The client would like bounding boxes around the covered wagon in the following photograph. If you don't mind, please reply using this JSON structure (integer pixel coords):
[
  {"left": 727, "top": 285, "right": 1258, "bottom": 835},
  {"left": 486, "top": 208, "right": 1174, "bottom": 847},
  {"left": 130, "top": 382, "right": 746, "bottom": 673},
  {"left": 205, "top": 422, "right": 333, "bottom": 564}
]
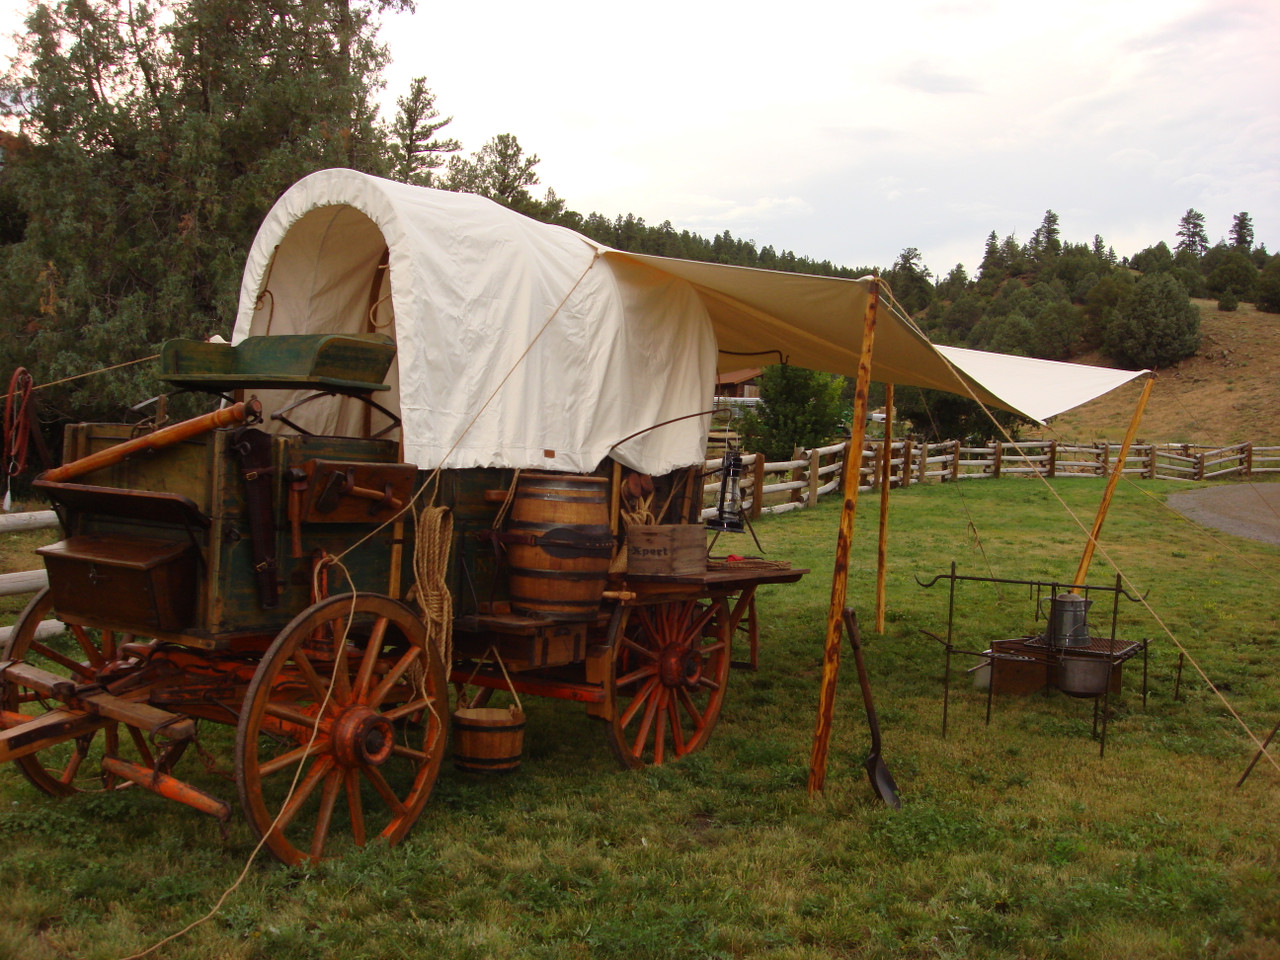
[{"left": 0, "top": 169, "right": 1142, "bottom": 863}]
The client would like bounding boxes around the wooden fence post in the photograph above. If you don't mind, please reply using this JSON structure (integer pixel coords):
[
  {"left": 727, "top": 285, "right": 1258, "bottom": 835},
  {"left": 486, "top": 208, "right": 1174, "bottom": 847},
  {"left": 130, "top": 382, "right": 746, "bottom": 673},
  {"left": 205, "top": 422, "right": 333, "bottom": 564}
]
[
  {"left": 951, "top": 440, "right": 961, "bottom": 482},
  {"left": 751, "top": 451, "right": 765, "bottom": 519},
  {"left": 992, "top": 440, "right": 1002, "bottom": 479},
  {"left": 789, "top": 446, "right": 805, "bottom": 503},
  {"left": 901, "top": 437, "right": 913, "bottom": 487},
  {"left": 1243, "top": 442, "right": 1253, "bottom": 478},
  {"left": 808, "top": 446, "right": 822, "bottom": 507},
  {"left": 1147, "top": 444, "right": 1158, "bottom": 480},
  {"left": 1194, "top": 452, "right": 1205, "bottom": 481},
  {"left": 1048, "top": 439, "right": 1057, "bottom": 479}
]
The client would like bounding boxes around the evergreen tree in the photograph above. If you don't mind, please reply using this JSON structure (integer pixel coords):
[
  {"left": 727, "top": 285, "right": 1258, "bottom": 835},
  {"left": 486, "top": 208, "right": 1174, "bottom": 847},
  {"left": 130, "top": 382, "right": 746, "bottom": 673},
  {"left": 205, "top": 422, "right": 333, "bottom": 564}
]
[
  {"left": 0, "top": 0, "right": 407, "bottom": 419},
  {"left": 1029, "top": 209, "right": 1062, "bottom": 261},
  {"left": 442, "top": 133, "right": 541, "bottom": 210},
  {"left": 1103, "top": 273, "right": 1200, "bottom": 368},
  {"left": 1175, "top": 208, "right": 1209, "bottom": 257},
  {"left": 390, "top": 76, "right": 459, "bottom": 185},
  {"left": 1230, "top": 212, "right": 1254, "bottom": 250},
  {"left": 737, "top": 364, "right": 845, "bottom": 461}
]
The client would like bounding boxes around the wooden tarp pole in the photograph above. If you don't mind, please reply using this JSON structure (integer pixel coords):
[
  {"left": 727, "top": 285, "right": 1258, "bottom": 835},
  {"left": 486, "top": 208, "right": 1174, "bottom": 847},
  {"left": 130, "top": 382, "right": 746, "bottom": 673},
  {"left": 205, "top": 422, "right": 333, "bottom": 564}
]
[
  {"left": 808, "top": 278, "right": 879, "bottom": 794},
  {"left": 1071, "top": 374, "right": 1155, "bottom": 591},
  {"left": 874, "top": 383, "right": 894, "bottom": 632}
]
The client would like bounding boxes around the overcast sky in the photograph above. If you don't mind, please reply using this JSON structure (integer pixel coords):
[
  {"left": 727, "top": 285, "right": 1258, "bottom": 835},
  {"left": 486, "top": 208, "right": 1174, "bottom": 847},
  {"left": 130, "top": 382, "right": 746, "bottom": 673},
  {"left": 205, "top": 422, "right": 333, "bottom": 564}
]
[
  {"left": 380, "top": 0, "right": 1278, "bottom": 276},
  {"left": 2, "top": 1, "right": 1274, "bottom": 277}
]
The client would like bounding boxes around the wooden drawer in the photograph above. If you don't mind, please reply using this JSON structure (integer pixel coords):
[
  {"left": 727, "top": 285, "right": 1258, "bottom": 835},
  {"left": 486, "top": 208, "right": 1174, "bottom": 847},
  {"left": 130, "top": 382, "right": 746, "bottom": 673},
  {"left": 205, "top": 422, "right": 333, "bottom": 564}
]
[{"left": 38, "top": 535, "right": 198, "bottom": 633}]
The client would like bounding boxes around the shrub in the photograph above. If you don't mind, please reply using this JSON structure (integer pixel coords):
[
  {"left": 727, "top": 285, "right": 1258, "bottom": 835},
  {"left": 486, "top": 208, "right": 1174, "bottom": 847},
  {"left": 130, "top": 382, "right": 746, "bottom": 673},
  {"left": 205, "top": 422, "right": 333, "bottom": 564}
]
[
  {"left": 1103, "top": 273, "right": 1201, "bottom": 369},
  {"left": 736, "top": 364, "right": 846, "bottom": 460},
  {"left": 1217, "top": 291, "right": 1239, "bottom": 312}
]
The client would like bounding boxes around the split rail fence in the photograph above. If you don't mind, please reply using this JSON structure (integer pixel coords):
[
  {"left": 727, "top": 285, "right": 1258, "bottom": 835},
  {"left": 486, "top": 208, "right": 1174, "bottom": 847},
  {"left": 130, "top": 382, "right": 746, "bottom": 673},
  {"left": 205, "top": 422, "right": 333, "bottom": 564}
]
[
  {"left": 3, "top": 441, "right": 1278, "bottom": 640},
  {"left": 700, "top": 438, "right": 1280, "bottom": 522}
]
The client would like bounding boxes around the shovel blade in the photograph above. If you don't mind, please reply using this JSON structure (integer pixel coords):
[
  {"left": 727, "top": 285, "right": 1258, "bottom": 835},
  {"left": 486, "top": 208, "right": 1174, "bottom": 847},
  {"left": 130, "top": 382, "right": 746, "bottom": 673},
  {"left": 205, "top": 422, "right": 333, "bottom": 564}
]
[{"left": 865, "top": 755, "right": 902, "bottom": 809}]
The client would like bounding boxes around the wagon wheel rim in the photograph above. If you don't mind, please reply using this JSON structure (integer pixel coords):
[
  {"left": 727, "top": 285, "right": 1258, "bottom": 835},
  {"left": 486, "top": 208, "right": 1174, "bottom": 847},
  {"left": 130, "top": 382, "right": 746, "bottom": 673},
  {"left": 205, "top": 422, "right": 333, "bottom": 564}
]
[
  {"left": 604, "top": 598, "right": 731, "bottom": 769},
  {"left": 0, "top": 587, "right": 160, "bottom": 796},
  {"left": 235, "top": 593, "right": 448, "bottom": 865}
]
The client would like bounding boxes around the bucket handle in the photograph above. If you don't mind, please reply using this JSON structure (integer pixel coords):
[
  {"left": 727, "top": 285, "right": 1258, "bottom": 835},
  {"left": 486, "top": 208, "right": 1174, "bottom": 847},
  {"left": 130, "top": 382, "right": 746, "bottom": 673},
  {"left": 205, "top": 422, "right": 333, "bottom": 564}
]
[{"left": 459, "top": 644, "right": 524, "bottom": 716}]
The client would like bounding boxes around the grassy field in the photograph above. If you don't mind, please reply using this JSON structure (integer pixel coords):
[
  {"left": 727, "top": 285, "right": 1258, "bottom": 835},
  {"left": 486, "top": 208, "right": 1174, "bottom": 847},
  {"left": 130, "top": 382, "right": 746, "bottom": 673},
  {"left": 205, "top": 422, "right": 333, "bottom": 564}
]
[{"left": 2, "top": 477, "right": 1278, "bottom": 959}]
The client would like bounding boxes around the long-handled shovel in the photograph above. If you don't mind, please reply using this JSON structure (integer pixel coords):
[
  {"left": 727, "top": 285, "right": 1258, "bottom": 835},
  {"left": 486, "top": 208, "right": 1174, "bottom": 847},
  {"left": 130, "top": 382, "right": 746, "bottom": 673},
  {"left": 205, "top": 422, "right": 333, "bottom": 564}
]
[{"left": 843, "top": 607, "right": 902, "bottom": 809}]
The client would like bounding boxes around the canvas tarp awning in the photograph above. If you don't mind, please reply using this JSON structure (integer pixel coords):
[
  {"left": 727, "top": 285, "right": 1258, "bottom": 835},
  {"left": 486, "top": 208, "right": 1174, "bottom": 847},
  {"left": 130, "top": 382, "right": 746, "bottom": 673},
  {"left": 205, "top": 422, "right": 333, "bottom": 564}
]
[{"left": 232, "top": 169, "right": 1144, "bottom": 474}]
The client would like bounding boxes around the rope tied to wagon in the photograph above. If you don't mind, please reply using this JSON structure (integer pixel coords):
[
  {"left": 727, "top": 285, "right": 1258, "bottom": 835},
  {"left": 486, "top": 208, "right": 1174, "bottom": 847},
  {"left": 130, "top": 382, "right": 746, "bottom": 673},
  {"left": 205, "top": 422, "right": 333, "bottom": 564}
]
[{"left": 412, "top": 498, "right": 454, "bottom": 681}]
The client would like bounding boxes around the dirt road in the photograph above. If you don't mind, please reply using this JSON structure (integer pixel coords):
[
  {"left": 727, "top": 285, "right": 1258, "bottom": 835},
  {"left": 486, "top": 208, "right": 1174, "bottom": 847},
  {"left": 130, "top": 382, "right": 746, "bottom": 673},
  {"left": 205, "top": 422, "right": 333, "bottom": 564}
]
[{"left": 1166, "top": 482, "right": 1280, "bottom": 546}]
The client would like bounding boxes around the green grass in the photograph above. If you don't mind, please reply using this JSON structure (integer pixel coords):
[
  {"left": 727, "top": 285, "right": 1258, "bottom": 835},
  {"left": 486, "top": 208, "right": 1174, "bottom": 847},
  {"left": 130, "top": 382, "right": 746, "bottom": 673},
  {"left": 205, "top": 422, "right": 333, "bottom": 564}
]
[{"left": 3, "top": 478, "right": 1279, "bottom": 959}]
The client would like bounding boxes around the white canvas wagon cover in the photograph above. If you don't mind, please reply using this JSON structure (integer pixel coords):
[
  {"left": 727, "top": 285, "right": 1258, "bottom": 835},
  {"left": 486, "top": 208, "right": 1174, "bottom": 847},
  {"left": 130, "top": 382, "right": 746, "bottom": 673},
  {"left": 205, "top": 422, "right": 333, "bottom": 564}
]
[{"left": 232, "top": 169, "right": 1143, "bottom": 474}]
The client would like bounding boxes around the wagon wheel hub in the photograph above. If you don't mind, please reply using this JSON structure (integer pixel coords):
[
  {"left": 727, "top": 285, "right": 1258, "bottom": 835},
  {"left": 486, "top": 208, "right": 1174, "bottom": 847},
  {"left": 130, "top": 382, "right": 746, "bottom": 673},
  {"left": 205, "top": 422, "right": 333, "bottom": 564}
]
[
  {"left": 332, "top": 706, "right": 395, "bottom": 767},
  {"left": 658, "top": 644, "right": 703, "bottom": 689}
]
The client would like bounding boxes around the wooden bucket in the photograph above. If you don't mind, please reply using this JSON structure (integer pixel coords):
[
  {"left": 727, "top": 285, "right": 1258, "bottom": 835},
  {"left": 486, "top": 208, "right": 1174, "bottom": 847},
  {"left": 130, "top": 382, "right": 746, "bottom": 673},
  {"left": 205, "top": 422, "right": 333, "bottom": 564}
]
[
  {"left": 452, "top": 706, "right": 526, "bottom": 773},
  {"left": 507, "top": 472, "right": 612, "bottom": 620}
]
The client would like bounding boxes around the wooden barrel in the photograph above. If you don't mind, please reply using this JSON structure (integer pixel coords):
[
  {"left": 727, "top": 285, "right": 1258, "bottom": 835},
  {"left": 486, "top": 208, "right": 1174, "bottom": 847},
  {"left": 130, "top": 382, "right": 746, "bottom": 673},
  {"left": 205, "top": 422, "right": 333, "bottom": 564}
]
[
  {"left": 453, "top": 707, "right": 526, "bottom": 773},
  {"left": 507, "top": 472, "right": 612, "bottom": 620}
]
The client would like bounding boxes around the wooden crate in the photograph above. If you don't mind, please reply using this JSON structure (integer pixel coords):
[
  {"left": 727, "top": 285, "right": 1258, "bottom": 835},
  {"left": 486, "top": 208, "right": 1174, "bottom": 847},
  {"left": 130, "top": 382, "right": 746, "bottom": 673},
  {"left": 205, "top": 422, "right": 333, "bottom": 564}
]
[{"left": 626, "top": 524, "right": 707, "bottom": 576}]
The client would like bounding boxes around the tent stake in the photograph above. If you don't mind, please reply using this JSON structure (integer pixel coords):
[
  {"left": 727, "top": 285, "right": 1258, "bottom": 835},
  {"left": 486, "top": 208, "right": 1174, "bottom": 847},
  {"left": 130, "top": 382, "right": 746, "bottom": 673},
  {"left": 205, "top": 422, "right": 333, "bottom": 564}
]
[
  {"left": 1071, "top": 374, "right": 1154, "bottom": 591},
  {"left": 875, "top": 383, "right": 894, "bottom": 633},
  {"left": 808, "top": 278, "right": 879, "bottom": 794}
]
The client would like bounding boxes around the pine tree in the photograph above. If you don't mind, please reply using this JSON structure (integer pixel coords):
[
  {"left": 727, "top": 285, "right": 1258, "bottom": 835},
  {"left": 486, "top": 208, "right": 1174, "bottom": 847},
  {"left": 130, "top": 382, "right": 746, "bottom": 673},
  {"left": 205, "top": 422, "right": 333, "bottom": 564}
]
[
  {"left": 0, "top": 0, "right": 405, "bottom": 419},
  {"left": 1175, "top": 209, "right": 1209, "bottom": 257},
  {"left": 390, "top": 76, "right": 460, "bottom": 185},
  {"left": 1230, "top": 212, "right": 1254, "bottom": 250}
]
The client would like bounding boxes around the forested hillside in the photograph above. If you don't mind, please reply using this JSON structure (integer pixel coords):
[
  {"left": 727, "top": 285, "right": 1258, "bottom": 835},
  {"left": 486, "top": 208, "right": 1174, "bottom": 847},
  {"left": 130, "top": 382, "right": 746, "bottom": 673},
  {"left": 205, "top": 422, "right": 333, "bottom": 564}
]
[{"left": 1, "top": 0, "right": 1275, "bottom": 431}]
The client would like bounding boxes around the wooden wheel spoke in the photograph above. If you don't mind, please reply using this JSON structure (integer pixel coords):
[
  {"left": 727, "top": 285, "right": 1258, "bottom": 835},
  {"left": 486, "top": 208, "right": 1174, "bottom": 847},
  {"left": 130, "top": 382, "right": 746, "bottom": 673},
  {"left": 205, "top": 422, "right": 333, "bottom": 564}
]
[
  {"left": 368, "top": 645, "right": 422, "bottom": 709},
  {"left": 383, "top": 696, "right": 433, "bottom": 722},
  {"left": 362, "top": 765, "right": 408, "bottom": 819},
  {"left": 353, "top": 617, "right": 390, "bottom": 702},
  {"left": 621, "top": 636, "right": 658, "bottom": 660},
  {"left": 272, "top": 756, "right": 333, "bottom": 833},
  {"left": 290, "top": 649, "right": 333, "bottom": 705},
  {"left": 667, "top": 694, "right": 685, "bottom": 756},
  {"left": 258, "top": 737, "right": 332, "bottom": 778},
  {"left": 309, "top": 769, "right": 344, "bottom": 860},
  {"left": 676, "top": 687, "right": 705, "bottom": 728},
  {"left": 635, "top": 606, "right": 662, "bottom": 642},
  {"left": 331, "top": 642, "right": 353, "bottom": 705},
  {"left": 264, "top": 701, "right": 322, "bottom": 732},
  {"left": 618, "top": 676, "right": 659, "bottom": 729},
  {"left": 685, "top": 603, "right": 719, "bottom": 643},
  {"left": 631, "top": 683, "right": 663, "bottom": 758},
  {"left": 697, "top": 675, "right": 721, "bottom": 692},
  {"left": 345, "top": 767, "right": 366, "bottom": 847},
  {"left": 391, "top": 743, "right": 428, "bottom": 762},
  {"left": 697, "top": 639, "right": 728, "bottom": 657},
  {"left": 68, "top": 624, "right": 106, "bottom": 668},
  {"left": 653, "top": 688, "right": 668, "bottom": 765},
  {"left": 617, "top": 662, "right": 659, "bottom": 687},
  {"left": 60, "top": 736, "right": 93, "bottom": 784},
  {"left": 30, "top": 641, "right": 93, "bottom": 679}
]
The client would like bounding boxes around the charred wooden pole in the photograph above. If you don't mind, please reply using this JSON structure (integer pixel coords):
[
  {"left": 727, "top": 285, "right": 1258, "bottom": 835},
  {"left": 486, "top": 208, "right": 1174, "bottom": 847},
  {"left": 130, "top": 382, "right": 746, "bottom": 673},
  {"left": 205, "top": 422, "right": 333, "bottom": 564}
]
[
  {"left": 809, "top": 278, "right": 879, "bottom": 794},
  {"left": 1071, "top": 375, "right": 1154, "bottom": 591},
  {"left": 875, "top": 383, "right": 894, "bottom": 633}
]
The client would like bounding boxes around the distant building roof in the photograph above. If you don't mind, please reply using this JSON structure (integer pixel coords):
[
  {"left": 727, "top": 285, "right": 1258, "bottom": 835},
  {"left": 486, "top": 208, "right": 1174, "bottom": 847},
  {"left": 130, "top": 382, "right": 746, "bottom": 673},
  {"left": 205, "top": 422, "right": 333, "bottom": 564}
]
[{"left": 716, "top": 367, "right": 762, "bottom": 387}]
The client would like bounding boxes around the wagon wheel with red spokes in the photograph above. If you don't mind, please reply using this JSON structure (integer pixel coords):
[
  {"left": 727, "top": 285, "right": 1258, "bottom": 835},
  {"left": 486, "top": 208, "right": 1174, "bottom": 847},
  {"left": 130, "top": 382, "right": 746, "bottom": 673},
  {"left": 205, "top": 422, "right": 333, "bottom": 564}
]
[
  {"left": 234, "top": 593, "right": 447, "bottom": 865},
  {"left": 603, "top": 598, "right": 731, "bottom": 769}
]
